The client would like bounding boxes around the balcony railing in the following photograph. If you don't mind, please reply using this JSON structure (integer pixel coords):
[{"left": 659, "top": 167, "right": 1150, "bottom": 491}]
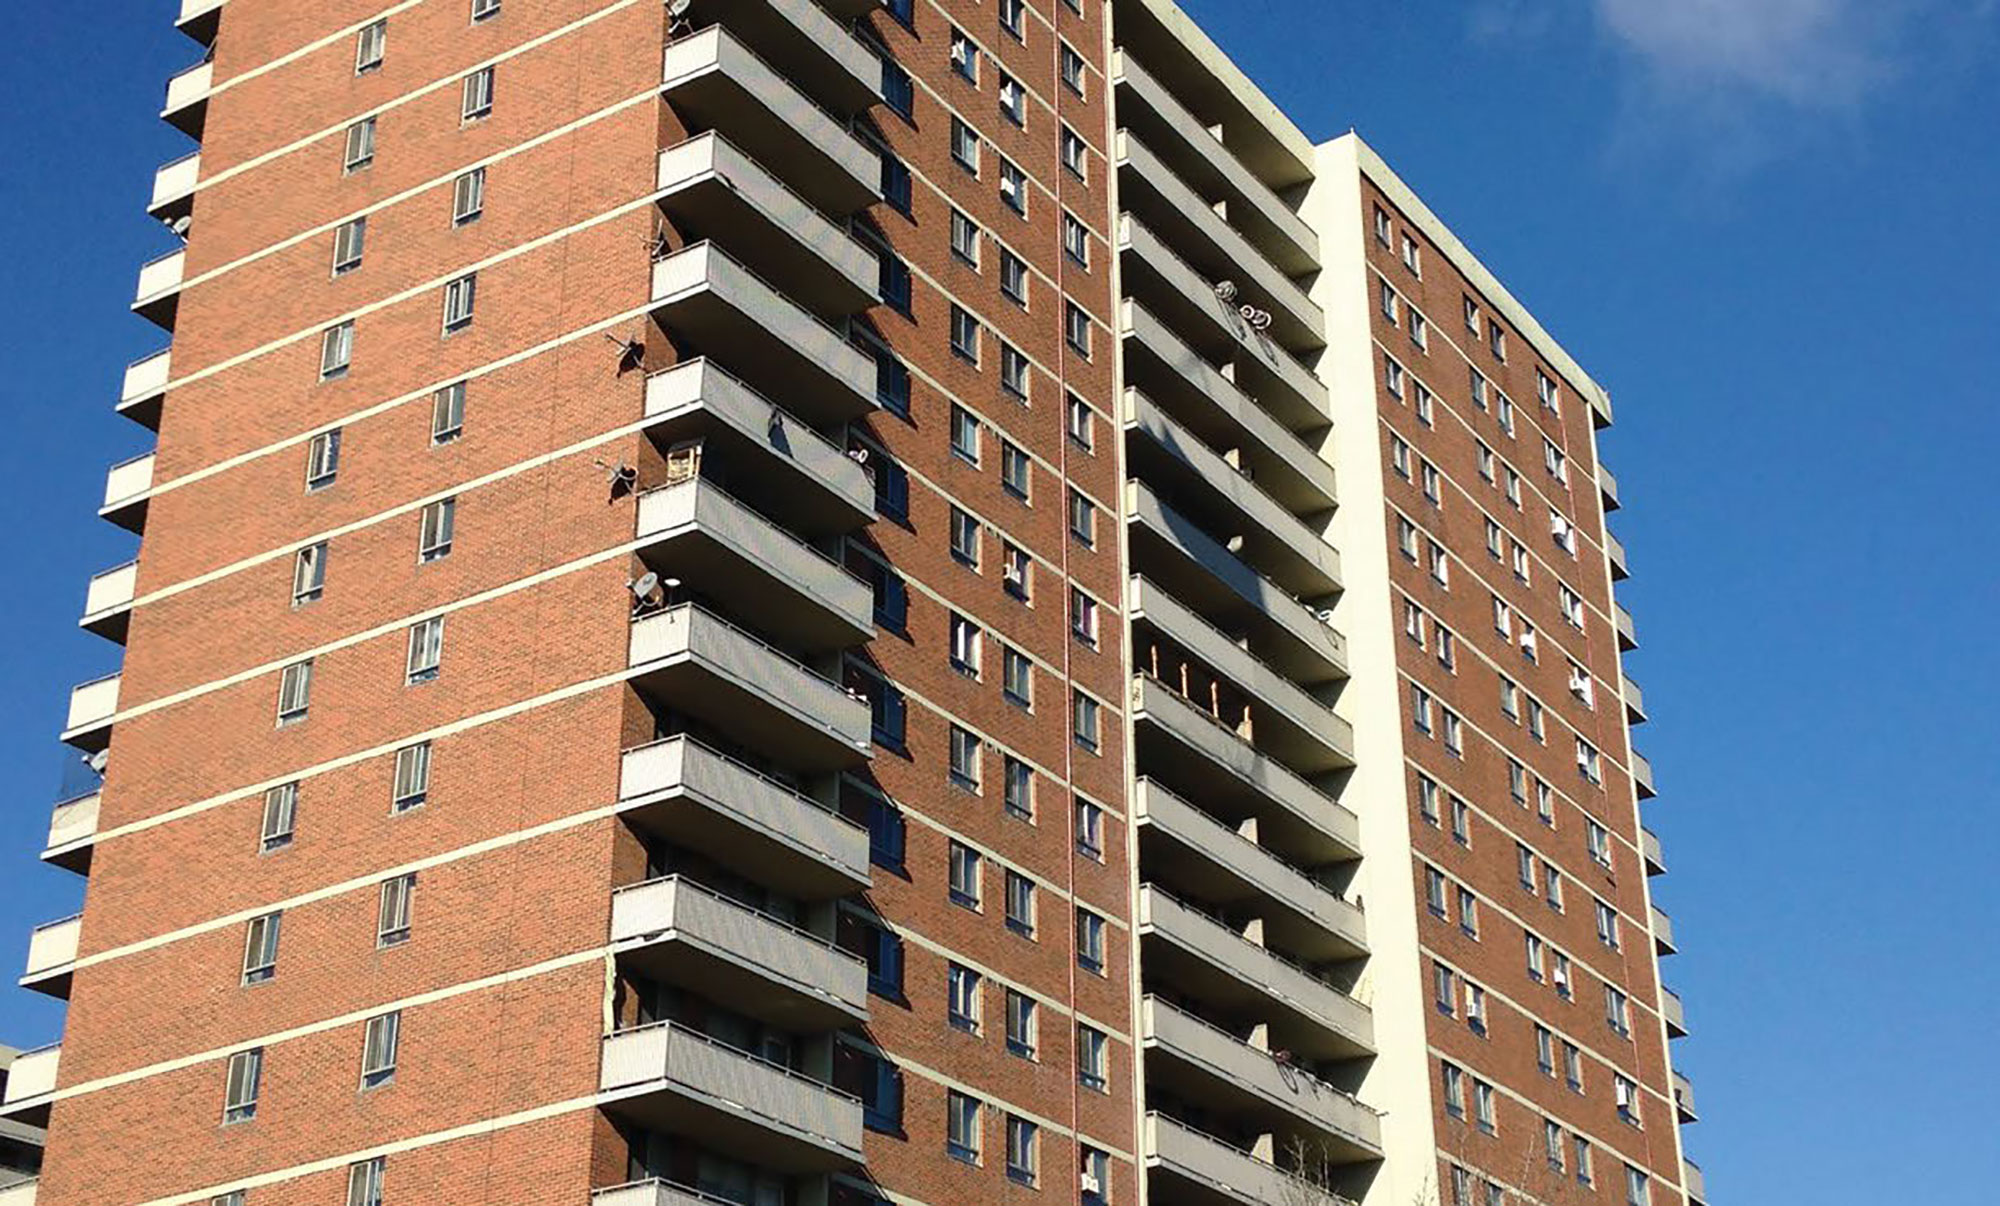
[
  {"left": 1661, "top": 986, "right": 1687, "bottom": 1038},
  {"left": 619, "top": 735, "right": 869, "bottom": 897},
  {"left": 132, "top": 248, "right": 186, "bottom": 330},
  {"left": 685, "top": 0, "right": 879, "bottom": 115},
  {"left": 43, "top": 790, "right": 100, "bottom": 874},
  {"left": 1632, "top": 750, "right": 1656, "bottom": 799},
  {"left": 149, "top": 152, "right": 200, "bottom": 222},
  {"left": 1616, "top": 602, "right": 1638, "bottom": 650},
  {"left": 1651, "top": 903, "right": 1677, "bottom": 955},
  {"left": 20, "top": 915, "right": 80, "bottom": 998},
  {"left": 1641, "top": 826, "right": 1665, "bottom": 877},
  {"left": 1143, "top": 1112, "right": 1360, "bottom": 1206},
  {"left": 80, "top": 560, "right": 139, "bottom": 643},
  {"left": 627, "top": 605, "right": 871, "bottom": 770},
  {"left": 0, "top": 1179, "right": 36, "bottom": 1205},
  {"left": 1621, "top": 672, "right": 1647, "bottom": 724},
  {"left": 598, "top": 1022, "right": 862, "bottom": 1168},
  {"left": 176, "top": 0, "right": 225, "bottom": 45},
  {"left": 62, "top": 673, "right": 120, "bottom": 752},
  {"left": 119, "top": 349, "right": 171, "bottom": 430},
  {"left": 610, "top": 874, "right": 867, "bottom": 1027},
  {"left": 1672, "top": 1069, "right": 1699, "bottom": 1123},
  {"left": 1684, "top": 1158, "right": 1707, "bottom": 1203},
  {"left": 162, "top": 59, "right": 214, "bottom": 137},
  {"left": 1606, "top": 530, "right": 1630, "bottom": 581},
  {"left": 0, "top": 1044, "right": 58, "bottom": 1121},
  {"left": 1598, "top": 461, "right": 1621, "bottom": 511},
  {"left": 593, "top": 1181, "right": 740, "bottom": 1206}
]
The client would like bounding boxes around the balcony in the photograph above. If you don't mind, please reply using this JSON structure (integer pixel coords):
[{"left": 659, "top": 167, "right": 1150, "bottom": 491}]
[
  {"left": 44, "top": 790, "right": 101, "bottom": 875},
  {"left": 599, "top": 1023, "right": 862, "bottom": 1170},
  {"left": 118, "top": 349, "right": 170, "bottom": 431},
  {"left": 1129, "top": 578, "right": 1346, "bottom": 774},
  {"left": 1111, "top": 52, "right": 1319, "bottom": 283},
  {"left": 19, "top": 916, "right": 79, "bottom": 1000},
  {"left": 0, "top": 1180, "right": 35, "bottom": 1205},
  {"left": 681, "top": 0, "right": 878, "bottom": 115},
  {"left": 1124, "top": 390, "right": 1340, "bottom": 600},
  {"left": 650, "top": 243, "right": 875, "bottom": 426},
  {"left": 149, "top": 152, "right": 200, "bottom": 226},
  {"left": 1633, "top": 750, "right": 1656, "bottom": 799},
  {"left": 132, "top": 248, "right": 186, "bottom": 331},
  {"left": 1606, "top": 530, "right": 1629, "bottom": 581},
  {"left": 1138, "top": 886, "right": 1373, "bottom": 1061},
  {"left": 1142, "top": 1112, "right": 1358, "bottom": 1206},
  {"left": 643, "top": 360, "right": 872, "bottom": 534},
  {"left": 657, "top": 136, "right": 875, "bottom": 315},
  {"left": 1641, "top": 826, "right": 1665, "bottom": 877},
  {"left": 1598, "top": 461, "right": 1621, "bottom": 511},
  {"left": 99, "top": 451, "right": 155, "bottom": 534},
  {"left": 0, "top": 1045, "right": 57, "bottom": 1125},
  {"left": 660, "top": 27, "right": 878, "bottom": 214},
  {"left": 1622, "top": 672, "right": 1647, "bottom": 725},
  {"left": 1141, "top": 998, "right": 1380, "bottom": 1162},
  {"left": 1118, "top": 216, "right": 1326, "bottom": 424},
  {"left": 1135, "top": 780, "right": 1363, "bottom": 962},
  {"left": 79, "top": 561, "right": 139, "bottom": 644},
  {"left": 633, "top": 479, "right": 872, "bottom": 650},
  {"left": 611, "top": 875, "right": 866, "bottom": 1028},
  {"left": 1119, "top": 313, "right": 1337, "bottom": 517},
  {"left": 620, "top": 736, "right": 869, "bottom": 898},
  {"left": 1115, "top": 133, "right": 1320, "bottom": 356},
  {"left": 1673, "top": 1069, "right": 1699, "bottom": 1123},
  {"left": 1651, "top": 904, "right": 1677, "bottom": 956},
  {"left": 1616, "top": 602, "right": 1638, "bottom": 651},
  {"left": 593, "top": 1182, "right": 743, "bottom": 1206},
  {"left": 1661, "top": 986, "right": 1687, "bottom": 1039},
  {"left": 176, "top": 0, "right": 225, "bottom": 46},
  {"left": 1684, "top": 1158, "right": 1707, "bottom": 1205},
  {"left": 627, "top": 605, "right": 870, "bottom": 772},
  {"left": 162, "top": 59, "right": 213, "bottom": 138},
  {"left": 62, "top": 673, "right": 120, "bottom": 753},
  {"left": 1125, "top": 478, "right": 1345, "bottom": 684},
  {"left": 1131, "top": 679, "right": 1354, "bottom": 868}
]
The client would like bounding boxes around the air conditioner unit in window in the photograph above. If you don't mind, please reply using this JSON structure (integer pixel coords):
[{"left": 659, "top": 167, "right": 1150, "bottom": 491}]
[{"left": 1080, "top": 1171, "right": 1102, "bottom": 1195}]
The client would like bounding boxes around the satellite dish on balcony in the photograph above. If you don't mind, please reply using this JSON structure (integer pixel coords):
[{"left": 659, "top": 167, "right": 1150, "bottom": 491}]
[
  {"left": 629, "top": 572, "right": 663, "bottom": 616},
  {"left": 1213, "top": 279, "right": 1239, "bottom": 303},
  {"left": 85, "top": 749, "right": 109, "bottom": 776},
  {"left": 666, "top": 0, "right": 693, "bottom": 37}
]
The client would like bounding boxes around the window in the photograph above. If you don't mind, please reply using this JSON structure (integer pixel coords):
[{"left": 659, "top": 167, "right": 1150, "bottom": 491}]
[
  {"left": 276, "top": 660, "right": 313, "bottom": 726},
  {"left": 1061, "top": 125, "right": 1086, "bottom": 178},
  {"left": 1075, "top": 798, "right": 1104, "bottom": 861},
  {"left": 1071, "top": 590, "right": 1099, "bottom": 645},
  {"left": 1001, "top": 756, "right": 1035, "bottom": 821},
  {"left": 1000, "top": 158, "right": 1028, "bottom": 216},
  {"left": 1061, "top": 43, "right": 1086, "bottom": 94},
  {"left": 1464, "top": 981, "right": 1488, "bottom": 1035},
  {"left": 881, "top": 60, "right": 913, "bottom": 119},
  {"left": 1561, "top": 586, "right": 1586, "bottom": 630},
  {"left": 472, "top": 0, "right": 501, "bottom": 21},
  {"left": 1067, "top": 393, "right": 1094, "bottom": 449},
  {"left": 1415, "top": 382, "right": 1435, "bottom": 426},
  {"left": 361, "top": 1011, "right": 400, "bottom": 1088},
  {"left": 1538, "top": 369, "right": 1562, "bottom": 412},
  {"left": 1469, "top": 367, "right": 1488, "bottom": 411},
  {"left": 1075, "top": 908, "right": 1106, "bottom": 973},
  {"left": 1521, "top": 622, "right": 1541, "bottom": 666},
  {"left": 1063, "top": 212, "right": 1090, "bottom": 267},
  {"left": 1417, "top": 775, "right": 1440, "bottom": 825},
  {"left": 1546, "top": 439, "right": 1569, "bottom": 484},
  {"left": 1064, "top": 301, "right": 1091, "bottom": 356},
  {"left": 950, "top": 27, "right": 978, "bottom": 82},
  {"left": 222, "top": 1048, "right": 262, "bottom": 1123},
  {"left": 1005, "top": 988, "right": 1037, "bottom": 1058},
  {"left": 1577, "top": 738, "right": 1603, "bottom": 784},
  {"left": 1391, "top": 435, "right": 1411, "bottom": 479},
  {"left": 1000, "top": 0, "right": 1025, "bottom": 37},
  {"left": 1517, "top": 842, "right": 1536, "bottom": 891},
  {"left": 1003, "top": 542, "right": 1031, "bottom": 601},
  {"left": 880, "top": 153, "right": 912, "bottom": 214},
  {"left": 442, "top": 272, "right": 477, "bottom": 332},
  {"left": 1473, "top": 1079, "right": 1496, "bottom": 1133},
  {"left": 1587, "top": 819, "right": 1612, "bottom": 868},
  {"left": 1427, "top": 540, "right": 1450, "bottom": 587},
  {"left": 1000, "top": 248, "right": 1028, "bottom": 306},
  {"left": 414, "top": 497, "right": 456, "bottom": 563},
  {"left": 1404, "top": 599, "right": 1428, "bottom": 647},
  {"left": 1411, "top": 683, "right": 1433, "bottom": 735},
  {"left": 1456, "top": 884, "right": 1479, "bottom": 938},
  {"left": 355, "top": 19, "right": 387, "bottom": 72},
  {"left": 1441, "top": 1061, "right": 1465, "bottom": 1117},
  {"left": 950, "top": 305, "right": 981, "bottom": 364},
  {"left": 377, "top": 873, "right": 415, "bottom": 946},
  {"left": 858, "top": 1046, "right": 902, "bottom": 1130},
  {"left": 1374, "top": 206, "right": 1392, "bottom": 245},
  {"left": 1420, "top": 459, "right": 1440, "bottom": 504},
  {"left": 1081, "top": 1147, "right": 1111, "bottom": 1205},
  {"left": 1606, "top": 985, "right": 1632, "bottom": 1036},
  {"left": 1543, "top": 1119, "right": 1565, "bottom": 1171},
  {"left": 1478, "top": 443, "right": 1496, "bottom": 483},
  {"left": 1005, "top": 870, "right": 1036, "bottom": 938},
  {"left": 1441, "top": 707, "right": 1463, "bottom": 756},
  {"left": 1380, "top": 282, "right": 1400, "bottom": 324},
  {"left": 998, "top": 72, "right": 1025, "bottom": 125},
  {"left": 1449, "top": 795, "right": 1469, "bottom": 845},
  {"left": 431, "top": 381, "right": 466, "bottom": 444},
  {"left": 949, "top": 507, "right": 981, "bottom": 569},
  {"left": 292, "top": 542, "right": 328, "bottom": 605},
  {"left": 406, "top": 616, "right": 444, "bottom": 683},
  {"left": 1076, "top": 1023, "right": 1108, "bottom": 1091},
  {"left": 947, "top": 963, "right": 982, "bottom": 1032},
  {"left": 1464, "top": 296, "right": 1482, "bottom": 334},
  {"left": 1500, "top": 675, "right": 1520, "bottom": 721},
  {"left": 242, "top": 912, "right": 281, "bottom": 983},
  {"left": 1616, "top": 1076, "right": 1641, "bottom": 1126},
  {"left": 1546, "top": 866, "right": 1566, "bottom": 913},
  {"left": 1410, "top": 308, "right": 1429, "bottom": 350},
  {"left": 1535, "top": 1025, "right": 1555, "bottom": 1075},
  {"left": 1573, "top": 1136, "right": 1593, "bottom": 1185},
  {"left": 951, "top": 208, "right": 981, "bottom": 266},
  {"left": 214, "top": 1192, "right": 247, "bottom": 1206},
  {"left": 1002, "top": 650, "right": 1033, "bottom": 710},
  {"left": 1526, "top": 932, "right": 1546, "bottom": 982},
  {"left": 333, "top": 217, "right": 367, "bottom": 275},
  {"left": 1625, "top": 1166, "right": 1651, "bottom": 1206},
  {"left": 951, "top": 118, "right": 981, "bottom": 174},
  {"left": 1498, "top": 393, "right": 1517, "bottom": 436},
  {"left": 1384, "top": 356, "right": 1406, "bottom": 399},
  {"left": 1433, "top": 962, "right": 1456, "bottom": 1015},
  {"left": 948, "top": 840, "right": 982, "bottom": 909},
  {"left": 876, "top": 348, "right": 911, "bottom": 414},
  {"left": 1490, "top": 323, "right": 1508, "bottom": 362},
  {"left": 1068, "top": 489, "right": 1097, "bottom": 547},
  {"left": 306, "top": 429, "right": 342, "bottom": 490},
  {"left": 1402, "top": 233, "right": 1422, "bottom": 275},
  {"left": 461, "top": 66, "right": 495, "bottom": 120},
  {"left": 320, "top": 321, "right": 355, "bottom": 380},
  {"left": 1527, "top": 697, "right": 1546, "bottom": 741},
  {"left": 347, "top": 1157, "right": 387, "bottom": 1206},
  {"left": 950, "top": 404, "right": 981, "bottom": 464},
  {"left": 450, "top": 166, "right": 486, "bottom": 227},
  {"left": 260, "top": 783, "right": 298, "bottom": 852},
  {"left": 946, "top": 1091, "right": 981, "bottom": 1164},
  {"left": 392, "top": 742, "right": 431, "bottom": 812},
  {"left": 949, "top": 724, "right": 982, "bottom": 790},
  {"left": 1001, "top": 343, "right": 1031, "bottom": 401},
  {"left": 1397, "top": 516, "right": 1418, "bottom": 561},
  {"left": 1000, "top": 441, "right": 1031, "bottom": 499},
  {"left": 1510, "top": 759, "right": 1528, "bottom": 806},
  {"left": 1451, "top": 1168, "right": 1472, "bottom": 1206},
  {"left": 1006, "top": 1116, "right": 1038, "bottom": 1187},
  {"left": 867, "top": 798, "right": 905, "bottom": 871},
  {"left": 343, "top": 118, "right": 376, "bottom": 172},
  {"left": 1554, "top": 952, "right": 1575, "bottom": 1002},
  {"left": 878, "top": 252, "right": 911, "bottom": 315},
  {"left": 1425, "top": 866, "right": 1448, "bottom": 916},
  {"left": 1493, "top": 596, "right": 1514, "bottom": 638}
]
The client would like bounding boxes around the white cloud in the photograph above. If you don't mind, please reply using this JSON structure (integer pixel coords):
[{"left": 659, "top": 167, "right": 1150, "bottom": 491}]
[{"left": 1592, "top": 0, "right": 1897, "bottom": 107}]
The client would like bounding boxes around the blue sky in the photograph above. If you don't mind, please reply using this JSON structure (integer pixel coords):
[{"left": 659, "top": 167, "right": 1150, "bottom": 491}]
[{"left": 0, "top": 1, "right": 1995, "bottom": 1200}]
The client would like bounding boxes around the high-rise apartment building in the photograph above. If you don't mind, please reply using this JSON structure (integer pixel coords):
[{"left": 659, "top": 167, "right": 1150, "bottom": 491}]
[{"left": 5, "top": 1, "right": 1703, "bottom": 1204}]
